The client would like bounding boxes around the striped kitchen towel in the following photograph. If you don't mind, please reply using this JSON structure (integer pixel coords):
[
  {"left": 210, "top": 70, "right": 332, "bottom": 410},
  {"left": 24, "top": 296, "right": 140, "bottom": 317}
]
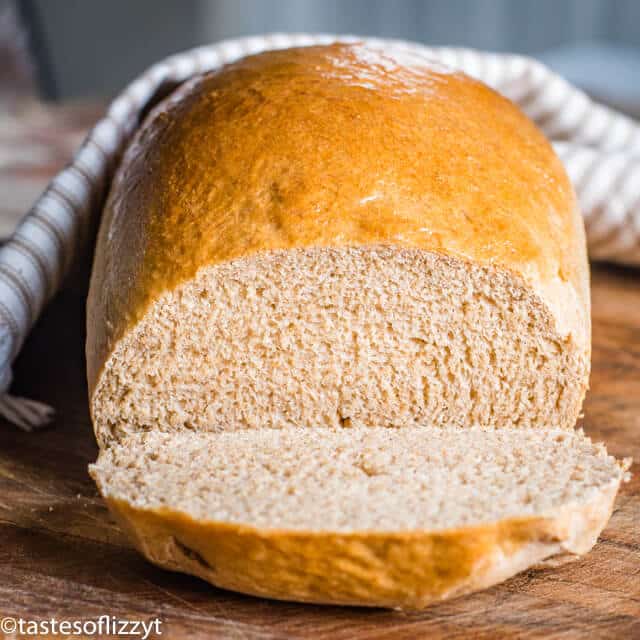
[{"left": 1, "top": 33, "right": 639, "bottom": 430}]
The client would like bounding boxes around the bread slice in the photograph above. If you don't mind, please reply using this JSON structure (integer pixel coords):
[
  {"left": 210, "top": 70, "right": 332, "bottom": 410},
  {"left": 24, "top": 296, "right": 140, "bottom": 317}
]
[
  {"left": 87, "top": 43, "right": 590, "bottom": 447},
  {"left": 90, "top": 426, "right": 628, "bottom": 610}
]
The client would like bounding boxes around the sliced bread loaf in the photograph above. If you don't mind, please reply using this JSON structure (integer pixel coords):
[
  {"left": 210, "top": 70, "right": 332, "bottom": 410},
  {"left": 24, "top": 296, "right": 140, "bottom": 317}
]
[
  {"left": 86, "top": 42, "right": 627, "bottom": 608},
  {"left": 90, "top": 426, "right": 628, "bottom": 609}
]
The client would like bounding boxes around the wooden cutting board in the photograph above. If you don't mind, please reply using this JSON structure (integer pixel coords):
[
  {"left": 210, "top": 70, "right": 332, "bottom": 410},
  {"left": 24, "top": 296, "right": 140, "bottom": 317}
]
[{"left": 0, "top": 264, "right": 638, "bottom": 639}]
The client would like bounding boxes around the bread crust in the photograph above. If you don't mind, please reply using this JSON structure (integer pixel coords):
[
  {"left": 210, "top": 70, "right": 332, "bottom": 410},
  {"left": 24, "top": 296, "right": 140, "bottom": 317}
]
[
  {"left": 86, "top": 43, "right": 589, "bottom": 400},
  {"left": 100, "top": 480, "right": 619, "bottom": 610}
]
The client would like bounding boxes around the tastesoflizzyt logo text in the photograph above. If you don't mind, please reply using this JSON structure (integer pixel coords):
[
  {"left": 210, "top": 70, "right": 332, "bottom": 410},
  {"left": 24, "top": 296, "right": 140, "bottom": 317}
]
[{"left": 1, "top": 615, "right": 162, "bottom": 638}]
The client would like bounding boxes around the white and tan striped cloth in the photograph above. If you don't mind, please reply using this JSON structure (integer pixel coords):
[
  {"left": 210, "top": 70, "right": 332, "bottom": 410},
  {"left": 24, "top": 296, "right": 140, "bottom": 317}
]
[{"left": 1, "top": 33, "right": 639, "bottom": 430}]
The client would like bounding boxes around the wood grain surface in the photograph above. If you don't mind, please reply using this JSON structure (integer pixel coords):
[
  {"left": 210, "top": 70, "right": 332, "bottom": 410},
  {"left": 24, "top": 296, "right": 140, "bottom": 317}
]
[{"left": 0, "top": 264, "right": 638, "bottom": 639}]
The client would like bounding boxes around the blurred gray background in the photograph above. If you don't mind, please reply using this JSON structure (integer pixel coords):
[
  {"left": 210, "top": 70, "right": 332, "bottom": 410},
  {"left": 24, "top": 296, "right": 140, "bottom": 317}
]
[{"left": 18, "top": 0, "right": 640, "bottom": 115}]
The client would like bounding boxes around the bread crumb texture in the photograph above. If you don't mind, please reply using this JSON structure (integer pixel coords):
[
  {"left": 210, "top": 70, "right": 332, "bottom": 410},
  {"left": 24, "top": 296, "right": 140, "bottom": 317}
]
[
  {"left": 91, "top": 427, "right": 625, "bottom": 533},
  {"left": 92, "top": 248, "right": 588, "bottom": 445}
]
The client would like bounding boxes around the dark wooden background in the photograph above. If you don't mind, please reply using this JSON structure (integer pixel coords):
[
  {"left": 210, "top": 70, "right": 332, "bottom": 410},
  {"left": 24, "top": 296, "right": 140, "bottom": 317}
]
[{"left": 0, "top": 263, "right": 638, "bottom": 639}]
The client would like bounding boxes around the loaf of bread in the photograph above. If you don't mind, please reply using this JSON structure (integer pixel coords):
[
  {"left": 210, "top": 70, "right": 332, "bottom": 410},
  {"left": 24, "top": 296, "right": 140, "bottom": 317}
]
[{"left": 87, "top": 43, "right": 627, "bottom": 609}]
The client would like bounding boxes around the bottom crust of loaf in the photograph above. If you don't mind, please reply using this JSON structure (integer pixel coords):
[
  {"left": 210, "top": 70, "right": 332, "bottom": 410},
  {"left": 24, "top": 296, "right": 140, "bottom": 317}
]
[{"left": 103, "top": 486, "right": 617, "bottom": 610}]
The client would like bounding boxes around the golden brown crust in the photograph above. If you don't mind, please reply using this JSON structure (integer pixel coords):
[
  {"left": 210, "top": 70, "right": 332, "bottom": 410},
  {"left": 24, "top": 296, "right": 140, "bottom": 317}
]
[
  {"left": 102, "top": 480, "right": 619, "bottom": 610},
  {"left": 87, "top": 43, "right": 588, "bottom": 398}
]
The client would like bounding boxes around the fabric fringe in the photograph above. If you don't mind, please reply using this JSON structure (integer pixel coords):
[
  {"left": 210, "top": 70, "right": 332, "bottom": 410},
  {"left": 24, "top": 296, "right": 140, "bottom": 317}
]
[{"left": 0, "top": 393, "right": 54, "bottom": 431}]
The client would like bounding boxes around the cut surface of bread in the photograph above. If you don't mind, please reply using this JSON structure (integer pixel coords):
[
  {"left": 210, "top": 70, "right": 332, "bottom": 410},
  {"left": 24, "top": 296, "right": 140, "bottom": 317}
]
[
  {"left": 92, "top": 247, "right": 588, "bottom": 446},
  {"left": 90, "top": 426, "right": 628, "bottom": 609}
]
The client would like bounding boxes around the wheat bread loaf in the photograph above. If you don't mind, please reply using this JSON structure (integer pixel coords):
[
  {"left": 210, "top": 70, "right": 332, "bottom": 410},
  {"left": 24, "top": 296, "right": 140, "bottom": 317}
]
[
  {"left": 87, "top": 43, "right": 590, "bottom": 445},
  {"left": 86, "top": 43, "right": 627, "bottom": 609},
  {"left": 90, "top": 427, "right": 628, "bottom": 609}
]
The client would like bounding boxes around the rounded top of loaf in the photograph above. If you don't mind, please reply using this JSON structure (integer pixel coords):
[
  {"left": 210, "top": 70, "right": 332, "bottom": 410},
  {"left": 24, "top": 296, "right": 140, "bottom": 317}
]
[{"left": 88, "top": 42, "right": 588, "bottom": 393}]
